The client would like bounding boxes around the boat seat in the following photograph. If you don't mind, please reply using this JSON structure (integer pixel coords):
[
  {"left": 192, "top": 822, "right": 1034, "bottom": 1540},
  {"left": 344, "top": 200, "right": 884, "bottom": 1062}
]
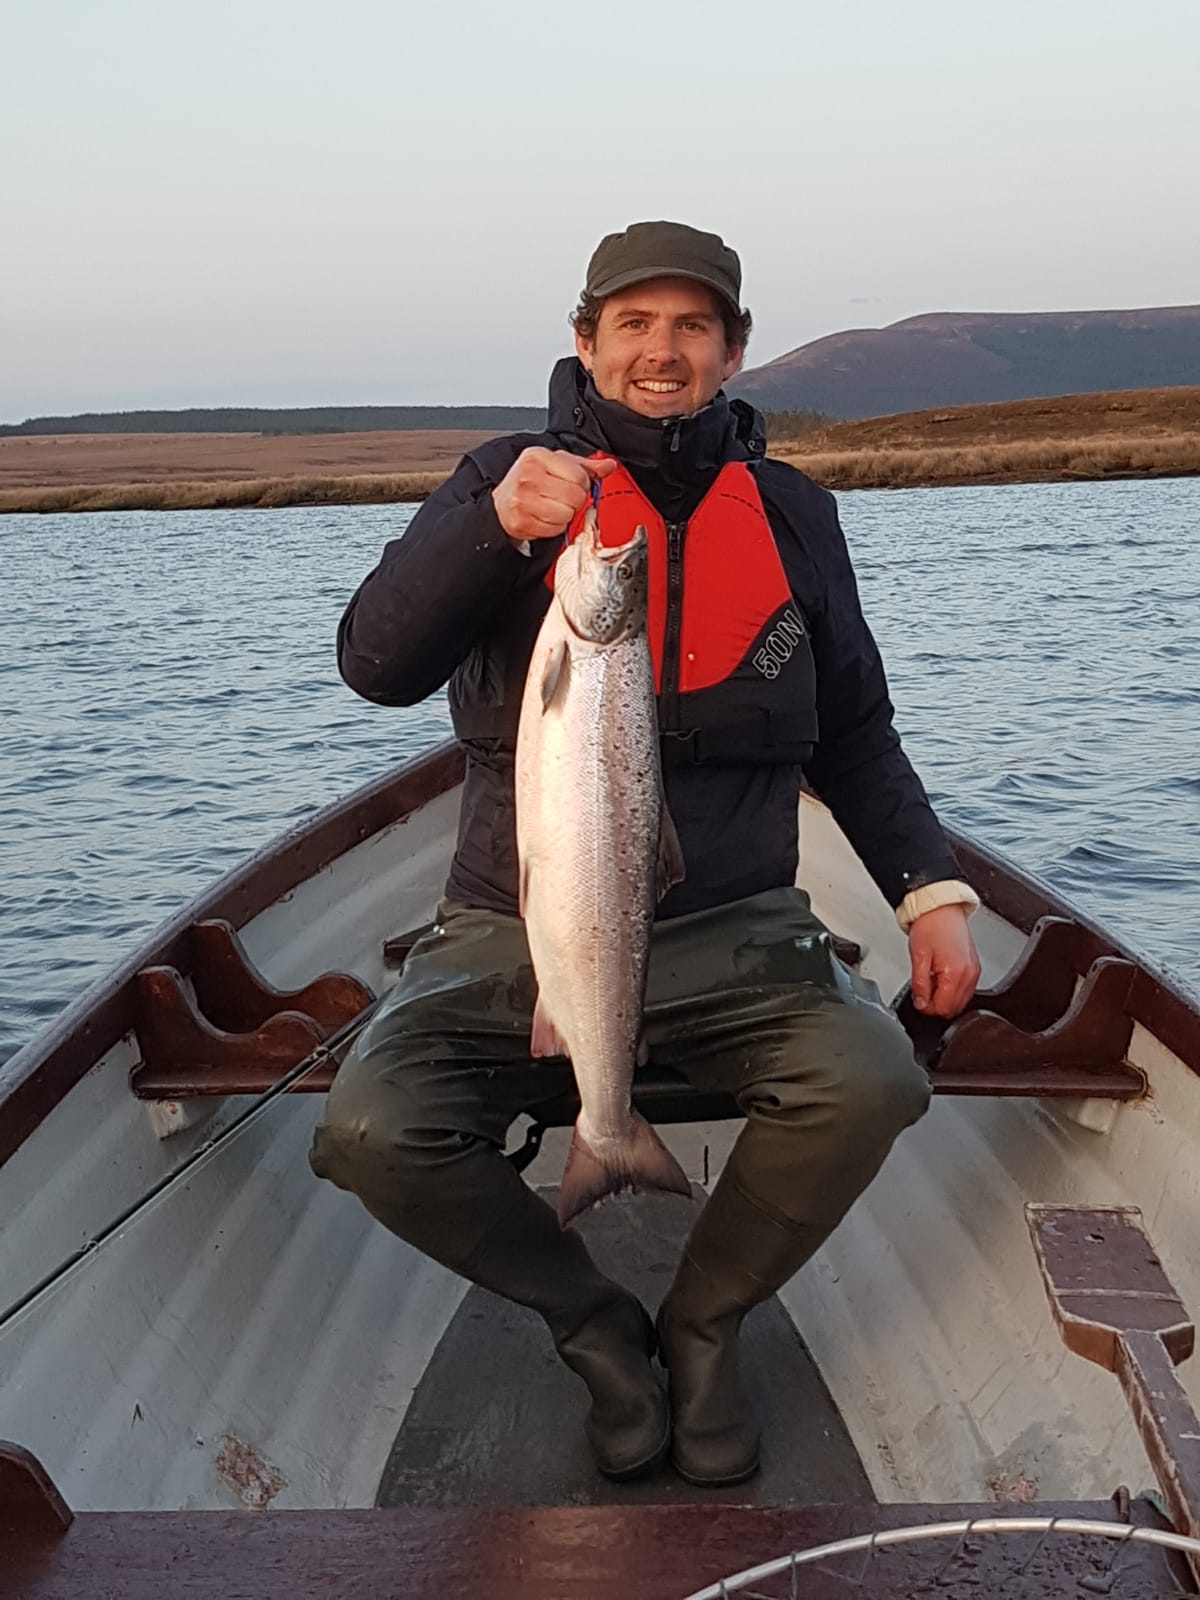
[
  {"left": 505, "top": 1066, "right": 741, "bottom": 1172},
  {"left": 509, "top": 911, "right": 1147, "bottom": 1164},
  {"left": 382, "top": 926, "right": 868, "bottom": 970},
  {"left": 385, "top": 924, "right": 859, "bottom": 1170},
  {"left": 128, "top": 913, "right": 1147, "bottom": 1108}
]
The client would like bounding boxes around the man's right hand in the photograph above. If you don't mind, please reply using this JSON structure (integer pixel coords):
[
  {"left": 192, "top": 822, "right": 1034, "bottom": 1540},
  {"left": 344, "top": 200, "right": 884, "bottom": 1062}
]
[{"left": 492, "top": 449, "right": 617, "bottom": 545}]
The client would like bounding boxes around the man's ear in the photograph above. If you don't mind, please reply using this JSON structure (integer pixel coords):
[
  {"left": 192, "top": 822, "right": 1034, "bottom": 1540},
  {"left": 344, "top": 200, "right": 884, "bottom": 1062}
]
[
  {"left": 574, "top": 329, "right": 595, "bottom": 373},
  {"left": 722, "top": 345, "right": 745, "bottom": 382}
]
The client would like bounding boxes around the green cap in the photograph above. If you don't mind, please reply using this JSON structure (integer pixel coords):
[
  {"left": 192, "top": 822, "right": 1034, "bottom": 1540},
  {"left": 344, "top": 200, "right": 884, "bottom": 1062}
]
[{"left": 584, "top": 220, "right": 742, "bottom": 314}]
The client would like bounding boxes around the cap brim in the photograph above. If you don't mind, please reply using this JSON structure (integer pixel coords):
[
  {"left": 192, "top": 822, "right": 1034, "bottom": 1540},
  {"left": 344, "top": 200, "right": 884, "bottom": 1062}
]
[{"left": 588, "top": 265, "right": 742, "bottom": 315}]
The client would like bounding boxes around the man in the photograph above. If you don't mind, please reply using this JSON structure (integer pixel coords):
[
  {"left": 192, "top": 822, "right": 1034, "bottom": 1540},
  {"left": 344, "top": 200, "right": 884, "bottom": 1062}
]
[{"left": 311, "top": 221, "right": 981, "bottom": 1488}]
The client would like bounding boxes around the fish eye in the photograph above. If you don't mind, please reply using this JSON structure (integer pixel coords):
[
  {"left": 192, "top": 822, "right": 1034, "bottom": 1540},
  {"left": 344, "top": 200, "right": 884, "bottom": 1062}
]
[{"left": 617, "top": 563, "right": 632, "bottom": 582}]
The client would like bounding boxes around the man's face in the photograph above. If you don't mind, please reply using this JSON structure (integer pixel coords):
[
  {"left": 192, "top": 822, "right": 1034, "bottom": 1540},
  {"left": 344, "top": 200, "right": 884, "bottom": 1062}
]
[{"left": 575, "top": 277, "right": 744, "bottom": 420}]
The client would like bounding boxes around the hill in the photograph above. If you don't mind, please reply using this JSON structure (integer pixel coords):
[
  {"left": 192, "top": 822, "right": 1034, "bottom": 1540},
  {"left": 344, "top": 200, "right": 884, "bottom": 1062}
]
[{"left": 733, "top": 306, "right": 1200, "bottom": 418}]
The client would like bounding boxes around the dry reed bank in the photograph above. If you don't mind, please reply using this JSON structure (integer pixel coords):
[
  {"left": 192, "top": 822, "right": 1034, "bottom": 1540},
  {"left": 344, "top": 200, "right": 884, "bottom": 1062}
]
[
  {"left": 776, "top": 386, "right": 1200, "bottom": 489},
  {"left": 0, "top": 430, "right": 491, "bottom": 513},
  {"left": 2, "top": 389, "right": 1197, "bottom": 512}
]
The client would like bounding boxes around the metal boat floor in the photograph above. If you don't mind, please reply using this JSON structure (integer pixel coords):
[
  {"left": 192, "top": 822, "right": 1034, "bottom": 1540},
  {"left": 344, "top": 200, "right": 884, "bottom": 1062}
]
[{"left": 377, "top": 1187, "right": 874, "bottom": 1507}]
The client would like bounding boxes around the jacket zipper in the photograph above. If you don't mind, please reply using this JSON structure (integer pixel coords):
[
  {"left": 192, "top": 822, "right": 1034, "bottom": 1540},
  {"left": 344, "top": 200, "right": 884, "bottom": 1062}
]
[{"left": 661, "top": 520, "right": 687, "bottom": 731}]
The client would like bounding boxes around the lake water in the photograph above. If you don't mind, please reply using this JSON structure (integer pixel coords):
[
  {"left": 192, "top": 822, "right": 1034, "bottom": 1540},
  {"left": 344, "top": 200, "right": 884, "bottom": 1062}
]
[{"left": 1, "top": 477, "right": 1198, "bottom": 1064}]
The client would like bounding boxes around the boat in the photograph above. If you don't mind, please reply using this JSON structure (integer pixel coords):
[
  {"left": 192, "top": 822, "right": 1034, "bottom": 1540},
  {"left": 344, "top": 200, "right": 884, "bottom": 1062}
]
[{"left": 3, "top": 739, "right": 1200, "bottom": 1597}]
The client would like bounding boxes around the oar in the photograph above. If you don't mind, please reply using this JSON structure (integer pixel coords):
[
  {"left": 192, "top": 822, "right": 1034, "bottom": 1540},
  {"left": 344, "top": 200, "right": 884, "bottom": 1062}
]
[{"left": 1027, "top": 1202, "right": 1200, "bottom": 1573}]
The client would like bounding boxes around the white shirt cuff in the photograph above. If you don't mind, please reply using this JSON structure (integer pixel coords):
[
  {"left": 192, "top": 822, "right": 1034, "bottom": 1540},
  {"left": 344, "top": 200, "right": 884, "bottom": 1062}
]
[{"left": 897, "top": 879, "right": 981, "bottom": 933}]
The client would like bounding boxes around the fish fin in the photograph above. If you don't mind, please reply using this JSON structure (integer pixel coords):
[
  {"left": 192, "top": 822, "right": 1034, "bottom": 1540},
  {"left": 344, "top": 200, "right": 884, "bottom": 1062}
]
[
  {"left": 530, "top": 993, "right": 568, "bottom": 1058},
  {"left": 636, "top": 1034, "right": 650, "bottom": 1068},
  {"left": 518, "top": 856, "right": 529, "bottom": 920},
  {"left": 540, "top": 639, "right": 570, "bottom": 713},
  {"left": 556, "top": 1113, "right": 692, "bottom": 1227},
  {"left": 656, "top": 803, "right": 686, "bottom": 901}
]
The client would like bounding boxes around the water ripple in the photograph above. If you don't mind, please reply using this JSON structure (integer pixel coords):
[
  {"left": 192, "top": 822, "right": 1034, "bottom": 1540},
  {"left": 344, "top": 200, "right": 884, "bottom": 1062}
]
[{"left": 1, "top": 479, "right": 1198, "bottom": 1064}]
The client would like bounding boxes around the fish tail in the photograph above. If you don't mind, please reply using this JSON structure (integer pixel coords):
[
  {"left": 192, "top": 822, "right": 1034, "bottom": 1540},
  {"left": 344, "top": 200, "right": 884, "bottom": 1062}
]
[{"left": 556, "top": 1112, "right": 692, "bottom": 1227}]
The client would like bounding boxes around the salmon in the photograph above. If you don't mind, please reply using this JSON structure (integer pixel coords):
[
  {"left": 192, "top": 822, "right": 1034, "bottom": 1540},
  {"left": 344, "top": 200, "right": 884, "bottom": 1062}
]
[{"left": 515, "top": 505, "right": 691, "bottom": 1227}]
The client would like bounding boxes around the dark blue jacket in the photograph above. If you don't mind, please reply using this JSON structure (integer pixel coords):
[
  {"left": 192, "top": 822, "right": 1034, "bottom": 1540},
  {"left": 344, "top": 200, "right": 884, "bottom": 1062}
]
[{"left": 338, "top": 357, "right": 960, "bottom": 917}]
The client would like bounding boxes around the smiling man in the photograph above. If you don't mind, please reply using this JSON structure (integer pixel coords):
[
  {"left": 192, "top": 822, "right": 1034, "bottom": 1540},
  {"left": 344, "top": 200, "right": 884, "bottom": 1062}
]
[{"left": 312, "top": 221, "right": 981, "bottom": 1489}]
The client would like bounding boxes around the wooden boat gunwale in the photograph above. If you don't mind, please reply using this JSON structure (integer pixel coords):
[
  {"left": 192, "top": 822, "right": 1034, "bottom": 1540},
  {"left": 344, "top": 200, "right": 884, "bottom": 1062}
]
[{"left": 3, "top": 1485, "right": 1196, "bottom": 1599}]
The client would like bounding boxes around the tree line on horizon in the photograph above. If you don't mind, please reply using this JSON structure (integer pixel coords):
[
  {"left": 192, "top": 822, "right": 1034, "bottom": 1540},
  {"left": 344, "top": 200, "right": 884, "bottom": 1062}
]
[
  {"left": 0, "top": 404, "right": 830, "bottom": 442},
  {"left": 0, "top": 405, "right": 548, "bottom": 437}
]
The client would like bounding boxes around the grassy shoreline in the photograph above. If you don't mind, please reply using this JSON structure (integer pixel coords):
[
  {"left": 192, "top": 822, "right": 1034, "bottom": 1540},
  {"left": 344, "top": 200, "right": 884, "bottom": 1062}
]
[
  {"left": 777, "top": 433, "right": 1200, "bottom": 492},
  {"left": 3, "top": 387, "right": 1197, "bottom": 512},
  {"left": 3, "top": 456, "right": 1197, "bottom": 516},
  {"left": 0, "top": 471, "right": 446, "bottom": 515}
]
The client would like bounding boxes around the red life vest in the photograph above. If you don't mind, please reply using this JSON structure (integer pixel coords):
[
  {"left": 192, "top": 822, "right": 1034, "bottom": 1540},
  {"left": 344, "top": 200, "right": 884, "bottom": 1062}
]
[{"left": 561, "top": 459, "right": 818, "bottom": 764}]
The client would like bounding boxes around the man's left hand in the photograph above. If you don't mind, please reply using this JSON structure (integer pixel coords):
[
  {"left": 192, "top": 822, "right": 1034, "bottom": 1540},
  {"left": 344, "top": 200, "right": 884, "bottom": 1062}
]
[{"left": 908, "top": 904, "right": 981, "bottom": 1018}]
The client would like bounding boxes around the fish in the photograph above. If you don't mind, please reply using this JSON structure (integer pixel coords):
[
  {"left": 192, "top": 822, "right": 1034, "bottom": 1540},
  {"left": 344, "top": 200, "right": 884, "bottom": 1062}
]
[{"left": 515, "top": 503, "right": 692, "bottom": 1228}]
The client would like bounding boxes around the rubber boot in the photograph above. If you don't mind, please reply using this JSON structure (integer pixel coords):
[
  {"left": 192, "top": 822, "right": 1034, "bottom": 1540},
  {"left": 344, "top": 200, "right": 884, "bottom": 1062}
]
[
  {"left": 455, "top": 1180, "right": 671, "bottom": 1480},
  {"left": 312, "top": 1128, "right": 669, "bottom": 1480},
  {"left": 657, "top": 1173, "right": 825, "bottom": 1487},
  {"left": 552, "top": 1288, "right": 670, "bottom": 1481}
]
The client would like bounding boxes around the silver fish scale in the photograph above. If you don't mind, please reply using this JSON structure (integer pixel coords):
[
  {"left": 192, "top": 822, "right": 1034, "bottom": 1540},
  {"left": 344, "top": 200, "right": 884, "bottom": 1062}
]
[{"left": 516, "top": 604, "right": 663, "bottom": 1152}]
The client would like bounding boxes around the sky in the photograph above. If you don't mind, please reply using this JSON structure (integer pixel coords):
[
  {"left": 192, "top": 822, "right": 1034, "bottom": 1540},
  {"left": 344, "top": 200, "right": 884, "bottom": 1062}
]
[{"left": 3, "top": 0, "right": 1198, "bottom": 421}]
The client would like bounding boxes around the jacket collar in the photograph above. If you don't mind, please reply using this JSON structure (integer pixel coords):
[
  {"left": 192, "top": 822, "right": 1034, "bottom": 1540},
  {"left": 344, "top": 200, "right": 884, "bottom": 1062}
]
[{"left": 546, "top": 356, "right": 766, "bottom": 476}]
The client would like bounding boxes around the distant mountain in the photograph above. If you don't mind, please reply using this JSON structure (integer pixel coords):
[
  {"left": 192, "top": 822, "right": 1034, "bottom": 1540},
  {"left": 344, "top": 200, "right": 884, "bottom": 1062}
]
[
  {"left": 0, "top": 405, "right": 547, "bottom": 437},
  {"left": 10, "top": 306, "right": 1199, "bottom": 434},
  {"left": 732, "top": 306, "right": 1200, "bottom": 419}
]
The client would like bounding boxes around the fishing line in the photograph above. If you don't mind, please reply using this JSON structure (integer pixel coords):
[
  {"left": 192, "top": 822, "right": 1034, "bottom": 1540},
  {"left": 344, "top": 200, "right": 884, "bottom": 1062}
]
[{"left": 0, "top": 1000, "right": 380, "bottom": 1337}]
